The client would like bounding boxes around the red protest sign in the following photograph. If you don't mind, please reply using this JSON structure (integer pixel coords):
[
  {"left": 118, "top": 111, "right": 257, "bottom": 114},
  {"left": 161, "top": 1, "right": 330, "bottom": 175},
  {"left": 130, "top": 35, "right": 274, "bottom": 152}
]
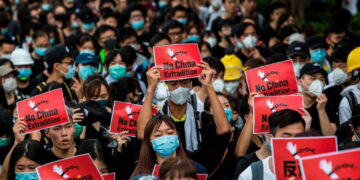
[
  {"left": 36, "top": 154, "right": 103, "bottom": 180},
  {"left": 103, "top": 173, "right": 115, "bottom": 180},
  {"left": 154, "top": 44, "right": 203, "bottom": 81},
  {"left": 17, "top": 88, "right": 69, "bottom": 134},
  {"left": 109, "top": 101, "right": 158, "bottom": 137},
  {"left": 152, "top": 164, "right": 208, "bottom": 179},
  {"left": 245, "top": 60, "right": 298, "bottom": 96},
  {"left": 299, "top": 148, "right": 360, "bottom": 180},
  {"left": 272, "top": 136, "right": 337, "bottom": 180},
  {"left": 253, "top": 95, "right": 304, "bottom": 134}
]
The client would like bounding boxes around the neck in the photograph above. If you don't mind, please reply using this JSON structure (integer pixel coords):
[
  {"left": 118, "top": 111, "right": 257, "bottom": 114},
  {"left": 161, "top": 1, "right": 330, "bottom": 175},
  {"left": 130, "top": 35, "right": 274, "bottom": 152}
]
[
  {"left": 168, "top": 100, "right": 187, "bottom": 120},
  {"left": 197, "top": 87, "right": 208, "bottom": 103},
  {"left": 302, "top": 91, "right": 315, "bottom": 108},
  {"left": 31, "top": 51, "right": 40, "bottom": 60},
  {"left": 270, "top": 21, "right": 277, "bottom": 29},
  {"left": 47, "top": 72, "right": 64, "bottom": 84},
  {"left": 255, "top": 144, "right": 271, "bottom": 160},
  {"left": 51, "top": 145, "right": 76, "bottom": 159},
  {"left": 16, "top": 79, "right": 29, "bottom": 88},
  {"left": 219, "top": 39, "right": 229, "bottom": 48},
  {"left": 243, "top": 10, "right": 255, "bottom": 18},
  {"left": 269, "top": 157, "right": 274, "bottom": 173},
  {"left": 241, "top": 47, "right": 251, "bottom": 56},
  {"left": 156, "top": 152, "right": 176, "bottom": 165},
  {"left": 223, "top": 11, "right": 235, "bottom": 19}
]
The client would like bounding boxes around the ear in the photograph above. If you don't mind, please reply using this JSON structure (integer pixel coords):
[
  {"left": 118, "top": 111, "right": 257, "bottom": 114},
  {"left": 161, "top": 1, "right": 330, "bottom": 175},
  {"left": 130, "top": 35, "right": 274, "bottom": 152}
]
[
  {"left": 53, "top": 63, "right": 62, "bottom": 71},
  {"left": 44, "top": 129, "right": 50, "bottom": 138},
  {"left": 297, "top": 78, "right": 303, "bottom": 86},
  {"left": 229, "top": 36, "right": 236, "bottom": 45}
]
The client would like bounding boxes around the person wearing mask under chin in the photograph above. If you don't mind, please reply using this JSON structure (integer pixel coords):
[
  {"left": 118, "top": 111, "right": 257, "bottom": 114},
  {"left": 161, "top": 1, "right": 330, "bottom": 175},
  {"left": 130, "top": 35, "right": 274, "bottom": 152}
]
[
  {"left": 221, "top": 54, "right": 246, "bottom": 98},
  {"left": 306, "top": 36, "right": 332, "bottom": 74},
  {"left": 297, "top": 63, "right": 338, "bottom": 135},
  {"left": 0, "top": 65, "right": 18, "bottom": 110}
]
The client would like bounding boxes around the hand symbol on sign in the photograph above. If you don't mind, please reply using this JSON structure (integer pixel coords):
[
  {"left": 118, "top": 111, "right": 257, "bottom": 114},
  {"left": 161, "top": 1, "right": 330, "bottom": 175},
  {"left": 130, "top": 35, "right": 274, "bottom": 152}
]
[
  {"left": 257, "top": 70, "right": 268, "bottom": 81},
  {"left": 266, "top": 100, "right": 275, "bottom": 112},
  {"left": 286, "top": 142, "right": 300, "bottom": 159},
  {"left": 319, "top": 159, "right": 339, "bottom": 179}
]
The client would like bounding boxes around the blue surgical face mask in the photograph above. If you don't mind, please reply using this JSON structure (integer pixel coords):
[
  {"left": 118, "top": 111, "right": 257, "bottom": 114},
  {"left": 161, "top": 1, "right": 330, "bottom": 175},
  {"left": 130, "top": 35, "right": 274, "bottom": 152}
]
[
  {"left": 74, "top": 123, "right": 83, "bottom": 138},
  {"left": 82, "top": 22, "right": 95, "bottom": 31},
  {"left": 151, "top": 135, "right": 179, "bottom": 157},
  {"left": 15, "top": 0, "right": 20, "bottom": 5},
  {"left": 72, "top": 21, "right": 79, "bottom": 29},
  {"left": 0, "top": 138, "right": 11, "bottom": 147},
  {"left": 79, "top": 49, "right": 95, "bottom": 56},
  {"left": 41, "top": 3, "right": 51, "bottom": 11},
  {"left": 224, "top": 108, "right": 232, "bottom": 122},
  {"left": 64, "top": 64, "right": 75, "bottom": 79},
  {"left": 158, "top": 1, "right": 168, "bottom": 8},
  {"left": 109, "top": 64, "right": 126, "bottom": 80},
  {"left": 187, "top": 35, "right": 200, "bottom": 42},
  {"left": 265, "top": 135, "right": 271, "bottom": 151},
  {"left": 1, "top": 28, "right": 7, "bottom": 35},
  {"left": 49, "top": 38, "right": 55, "bottom": 45},
  {"left": 130, "top": 44, "right": 137, "bottom": 51},
  {"left": 96, "top": 99, "right": 108, "bottom": 107},
  {"left": 311, "top": 49, "right": 327, "bottom": 63},
  {"left": 237, "top": 41, "right": 243, "bottom": 49},
  {"left": 177, "top": 18, "right": 187, "bottom": 25},
  {"left": 131, "top": 20, "right": 145, "bottom": 30},
  {"left": 79, "top": 65, "right": 96, "bottom": 80},
  {"left": 356, "top": 134, "right": 360, "bottom": 143},
  {"left": 15, "top": 171, "right": 39, "bottom": 180},
  {"left": 35, "top": 47, "right": 47, "bottom": 57},
  {"left": 125, "top": 71, "right": 132, "bottom": 77},
  {"left": 17, "top": 68, "right": 32, "bottom": 80}
]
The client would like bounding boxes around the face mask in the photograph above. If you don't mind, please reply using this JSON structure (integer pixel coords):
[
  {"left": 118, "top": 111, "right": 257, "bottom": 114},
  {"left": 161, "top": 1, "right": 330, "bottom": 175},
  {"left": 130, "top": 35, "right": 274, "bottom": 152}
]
[
  {"left": 236, "top": 41, "right": 243, "bottom": 49},
  {"left": 71, "top": 21, "right": 79, "bottom": 29},
  {"left": 73, "top": 123, "right": 83, "bottom": 138},
  {"left": 49, "top": 38, "right": 55, "bottom": 45},
  {"left": 205, "top": 37, "right": 217, "bottom": 48},
  {"left": 109, "top": 64, "right": 126, "bottom": 80},
  {"left": 64, "top": 65, "right": 75, "bottom": 79},
  {"left": 177, "top": 18, "right": 187, "bottom": 25},
  {"left": 79, "top": 65, "right": 96, "bottom": 80},
  {"left": 224, "top": 108, "right": 232, "bottom": 122},
  {"left": 79, "top": 49, "right": 95, "bottom": 56},
  {"left": 212, "top": 0, "right": 222, "bottom": 9},
  {"left": 0, "top": 138, "right": 11, "bottom": 147},
  {"left": 224, "top": 81, "right": 239, "bottom": 94},
  {"left": 35, "top": 47, "right": 47, "bottom": 57},
  {"left": 307, "top": 79, "right": 324, "bottom": 97},
  {"left": 41, "top": 3, "right": 51, "bottom": 11},
  {"left": 265, "top": 135, "right": 271, "bottom": 151},
  {"left": 332, "top": 68, "right": 348, "bottom": 85},
  {"left": 25, "top": 37, "right": 32, "bottom": 44},
  {"left": 293, "top": 62, "right": 305, "bottom": 78},
  {"left": 15, "top": 0, "right": 20, "bottom": 5},
  {"left": 169, "top": 86, "right": 190, "bottom": 105},
  {"left": 154, "top": 82, "right": 168, "bottom": 101},
  {"left": 310, "top": 49, "right": 327, "bottom": 63},
  {"left": 242, "top": 35, "right": 257, "bottom": 49},
  {"left": 158, "top": 1, "right": 167, "bottom": 8},
  {"left": 131, "top": 20, "right": 145, "bottom": 30},
  {"left": 96, "top": 99, "right": 108, "bottom": 107},
  {"left": 151, "top": 135, "right": 179, "bottom": 157},
  {"left": 187, "top": 35, "right": 200, "bottom": 43},
  {"left": 1, "top": 54, "right": 11, "bottom": 60},
  {"left": 15, "top": 171, "right": 39, "bottom": 180},
  {"left": 125, "top": 71, "right": 132, "bottom": 77},
  {"left": 17, "top": 68, "right": 32, "bottom": 80},
  {"left": 3, "top": 77, "right": 17, "bottom": 92},
  {"left": 1, "top": 28, "right": 7, "bottom": 35},
  {"left": 212, "top": 79, "right": 224, "bottom": 92},
  {"left": 82, "top": 22, "right": 95, "bottom": 31},
  {"left": 130, "top": 44, "right": 137, "bottom": 51}
]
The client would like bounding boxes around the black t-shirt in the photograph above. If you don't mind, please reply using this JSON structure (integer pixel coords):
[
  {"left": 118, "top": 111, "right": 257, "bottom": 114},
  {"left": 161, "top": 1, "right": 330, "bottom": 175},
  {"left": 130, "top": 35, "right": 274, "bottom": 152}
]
[
  {"left": 212, "top": 44, "right": 226, "bottom": 60},
  {"left": 17, "top": 79, "right": 37, "bottom": 98},
  {"left": 259, "top": 24, "right": 275, "bottom": 46},
  {"left": 324, "top": 85, "right": 344, "bottom": 118},
  {"left": 31, "top": 54, "right": 45, "bottom": 79},
  {"left": 174, "top": 121, "right": 186, "bottom": 149},
  {"left": 306, "top": 101, "right": 338, "bottom": 133},
  {"left": 233, "top": 152, "right": 260, "bottom": 179},
  {"left": 234, "top": 46, "right": 268, "bottom": 65}
]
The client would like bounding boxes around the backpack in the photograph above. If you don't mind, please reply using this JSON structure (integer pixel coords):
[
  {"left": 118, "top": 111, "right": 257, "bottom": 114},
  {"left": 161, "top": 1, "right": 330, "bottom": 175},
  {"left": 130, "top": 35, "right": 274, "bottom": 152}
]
[
  {"left": 346, "top": 91, "right": 358, "bottom": 114},
  {"left": 251, "top": 160, "right": 264, "bottom": 180}
]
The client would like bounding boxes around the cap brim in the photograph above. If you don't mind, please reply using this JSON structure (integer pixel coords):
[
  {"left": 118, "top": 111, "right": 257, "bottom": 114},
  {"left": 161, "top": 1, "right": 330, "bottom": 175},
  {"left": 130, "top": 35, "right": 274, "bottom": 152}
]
[
  {"left": 289, "top": 52, "right": 309, "bottom": 58},
  {"left": 307, "top": 68, "right": 328, "bottom": 78}
]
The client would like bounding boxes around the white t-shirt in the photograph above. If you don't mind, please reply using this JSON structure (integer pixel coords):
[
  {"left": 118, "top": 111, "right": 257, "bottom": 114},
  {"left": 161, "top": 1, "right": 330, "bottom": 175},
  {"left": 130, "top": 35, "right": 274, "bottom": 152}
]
[
  {"left": 238, "top": 156, "right": 275, "bottom": 180},
  {"left": 195, "top": 93, "right": 204, "bottom": 113}
]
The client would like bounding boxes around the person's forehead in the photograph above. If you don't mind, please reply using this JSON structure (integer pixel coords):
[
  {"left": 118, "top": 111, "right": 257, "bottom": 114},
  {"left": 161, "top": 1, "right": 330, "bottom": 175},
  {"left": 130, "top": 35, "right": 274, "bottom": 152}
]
[
  {"left": 168, "top": 27, "right": 182, "bottom": 32},
  {"left": 131, "top": 10, "right": 143, "bottom": 16}
]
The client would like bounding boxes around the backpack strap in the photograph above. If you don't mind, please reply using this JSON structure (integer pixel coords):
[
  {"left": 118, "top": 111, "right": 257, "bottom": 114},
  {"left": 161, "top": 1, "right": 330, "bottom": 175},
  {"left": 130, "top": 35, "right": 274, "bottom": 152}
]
[
  {"left": 251, "top": 160, "right": 263, "bottom": 180},
  {"left": 346, "top": 91, "right": 358, "bottom": 113}
]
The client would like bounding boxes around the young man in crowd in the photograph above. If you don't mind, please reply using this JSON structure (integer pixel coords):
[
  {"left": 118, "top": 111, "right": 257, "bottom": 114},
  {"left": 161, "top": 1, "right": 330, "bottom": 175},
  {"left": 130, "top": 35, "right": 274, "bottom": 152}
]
[{"left": 31, "top": 30, "right": 50, "bottom": 77}]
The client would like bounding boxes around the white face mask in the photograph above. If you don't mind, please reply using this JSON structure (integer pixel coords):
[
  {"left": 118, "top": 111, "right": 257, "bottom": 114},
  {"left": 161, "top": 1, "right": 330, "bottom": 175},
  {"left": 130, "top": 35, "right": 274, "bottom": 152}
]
[
  {"left": 154, "top": 82, "right": 168, "bottom": 101},
  {"left": 212, "top": 79, "right": 224, "bottom": 92},
  {"left": 332, "top": 68, "right": 348, "bottom": 85},
  {"left": 205, "top": 37, "right": 217, "bottom": 48},
  {"left": 169, "top": 86, "right": 190, "bottom": 105},
  {"left": 242, "top": 35, "right": 257, "bottom": 49},
  {"left": 224, "top": 81, "right": 239, "bottom": 94},
  {"left": 293, "top": 62, "right": 305, "bottom": 78},
  {"left": 211, "top": 0, "right": 222, "bottom": 9},
  {"left": 3, "top": 77, "right": 17, "bottom": 92},
  {"left": 1, "top": 54, "right": 11, "bottom": 60},
  {"left": 308, "top": 79, "right": 324, "bottom": 97}
]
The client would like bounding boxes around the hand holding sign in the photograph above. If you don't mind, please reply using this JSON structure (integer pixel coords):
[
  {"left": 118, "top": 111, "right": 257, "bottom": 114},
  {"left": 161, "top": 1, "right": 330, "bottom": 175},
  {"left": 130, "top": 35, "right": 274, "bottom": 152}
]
[
  {"left": 146, "top": 66, "right": 162, "bottom": 91},
  {"left": 13, "top": 118, "right": 26, "bottom": 143},
  {"left": 299, "top": 108, "right": 312, "bottom": 131},
  {"left": 197, "top": 61, "right": 213, "bottom": 88}
]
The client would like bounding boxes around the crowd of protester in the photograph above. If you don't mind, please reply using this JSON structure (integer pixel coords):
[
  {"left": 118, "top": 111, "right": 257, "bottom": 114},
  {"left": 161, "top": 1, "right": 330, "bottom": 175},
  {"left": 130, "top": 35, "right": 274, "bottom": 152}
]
[{"left": 0, "top": 0, "right": 359, "bottom": 179}]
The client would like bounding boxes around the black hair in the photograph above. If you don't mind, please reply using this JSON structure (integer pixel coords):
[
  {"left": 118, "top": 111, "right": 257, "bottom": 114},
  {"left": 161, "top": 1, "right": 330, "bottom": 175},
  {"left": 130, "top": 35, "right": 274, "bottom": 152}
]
[
  {"left": 268, "top": 109, "right": 305, "bottom": 136},
  {"left": 169, "top": 5, "right": 187, "bottom": 19},
  {"left": 276, "top": 13, "right": 291, "bottom": 31},
  {"left": 301, "top": 24, "right": 315, "bottom": 38},
  {"left": 277, "top": 25, "right": 297, "bottom": 41},
  {"left": 0, "top": 10, "right": 10, "bottom": 28},
  {"left": 76, "top": 33, "right": 95, "bottom": 47},
  {"left": 82, "top": 73, "right": 109, "bottom": 100},
  {"left": 239, "top": 94, "right": 249, "bottom": 120},
  {"left": 42, "top": 25, "right": 60, "bottom": 44},
  {"left": 203, "top": 56, "right": 225, "bottom": 75},
  {"left": 100, "top": 8, "right": 117, "bottom": 21},
  {"left": 149, "top": 33, "right": 171, "bottom": 48},
  {"left": 95, "top": 25, "right": 116, "bottom": 42},
  {"left": 100, "top": 0, "right": 116, "bottom": 8},
  {"left": 350, "top": 105, "right": 360, "bottom": 128},
  {"left": 104, "top": 49, "right": 127, "bottom": 69},
  {"left": 0, "top": 37, "right": 16, "bottom": 47},
  {"left": 109, "top": 77, "right": 140, "bottom": 105},
  {"left": 118, "top": 27, "right": 138, "bottom": 43},
  {"left": 269, "top": 1, "right": 286, "bottom": 14},
  {"left": 330, "top": 41, "right": 355, "bottom": 63},
  {"left": 234, "top": 22, "right": 258, "bottom": 38},
  {"left": 32, "top": 30, "right": 49, "bottom": 42},
  {"left": 331, "top": 8, "right": 352, "bottom": 28},
  {"left": 0, "top": 58, "right": 13, "bottom": 68},
  {"left": 162, "top": 20, "right": 184, "bottom": 34},
  {"left": 204, "top": 92, "right": 229, "bottom": 112},
  {"left": 0, "top": 108, "right": 14, "bottom": 138},
  {"left": 120, "top": 46, "right": 137, "bottom": 68},
  {"left": 124, "top": 3, "right": 147, "bottom": 23},
  {"left": 8, "top": 140, "right": 49, "bottom": 180},
  {"left": 324, "top": 24, "right": 346, "bottom": 38}
]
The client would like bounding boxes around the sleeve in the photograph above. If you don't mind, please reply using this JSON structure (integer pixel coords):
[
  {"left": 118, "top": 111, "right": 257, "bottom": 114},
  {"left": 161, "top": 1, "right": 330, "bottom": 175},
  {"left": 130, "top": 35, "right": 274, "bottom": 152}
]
[
  {"left": 238, "top": 165, "right": 252, "bottom": 180},
  {"left": 325, "top": 101, "right": 339, "bottom": 126},
  {"left": 339, "top": 97, "right": 352, "bottom": 125}
]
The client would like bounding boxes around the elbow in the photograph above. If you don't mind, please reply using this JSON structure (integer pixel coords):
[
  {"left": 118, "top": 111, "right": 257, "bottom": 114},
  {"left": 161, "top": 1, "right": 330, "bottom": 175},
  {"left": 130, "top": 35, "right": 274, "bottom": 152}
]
[{"left": 216, "top": 125, "right": 232, "bottom": 135}]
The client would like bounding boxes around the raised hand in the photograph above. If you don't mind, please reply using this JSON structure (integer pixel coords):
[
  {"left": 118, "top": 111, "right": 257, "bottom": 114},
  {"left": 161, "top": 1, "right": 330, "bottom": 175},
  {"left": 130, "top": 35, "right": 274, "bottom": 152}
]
[
  {"left": 13, "top": 118, "right": 27, "bottom": 144},
  {"left": 146, "top": 66, "right": 162, "bottom": 92}
]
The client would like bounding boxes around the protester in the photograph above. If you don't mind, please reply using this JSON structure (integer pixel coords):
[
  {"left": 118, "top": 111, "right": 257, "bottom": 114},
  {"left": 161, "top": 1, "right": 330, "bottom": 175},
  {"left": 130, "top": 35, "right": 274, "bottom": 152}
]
[{"left": 159, "top": 157, "right": 197, "bottom": 180}]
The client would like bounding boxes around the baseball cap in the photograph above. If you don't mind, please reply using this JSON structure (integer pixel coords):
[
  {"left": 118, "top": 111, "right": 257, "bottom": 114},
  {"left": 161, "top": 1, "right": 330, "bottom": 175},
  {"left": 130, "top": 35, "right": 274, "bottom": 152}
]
[
  {"left": 10, "top": 49, "right": 34, "bottom": 66},
  {"left": 45, "top": 44, "right": 72, "bottom": 68},
  {"left": 75, "top": 53, "right": 100, "bottom": 65},
  {"left": 306, "top": 36, "right": 325, "bottom": 49},
  {"left": 299, "top": 63, "right": 328, "bottom": 78},
  {"left": 0, "top": 65, "right": 18, "bottom": 77},
  {"left": 75, "top": 100, "right": 110, "bottom": 127},
  {"left": 78, "top": 7, "right": 97, "bottom": 23},
  {"left": 287, "top": 42, "right": 310, "bottom": 58},
  {"left": 221, "top": 54, "right": 243, "bottom": 81}
]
